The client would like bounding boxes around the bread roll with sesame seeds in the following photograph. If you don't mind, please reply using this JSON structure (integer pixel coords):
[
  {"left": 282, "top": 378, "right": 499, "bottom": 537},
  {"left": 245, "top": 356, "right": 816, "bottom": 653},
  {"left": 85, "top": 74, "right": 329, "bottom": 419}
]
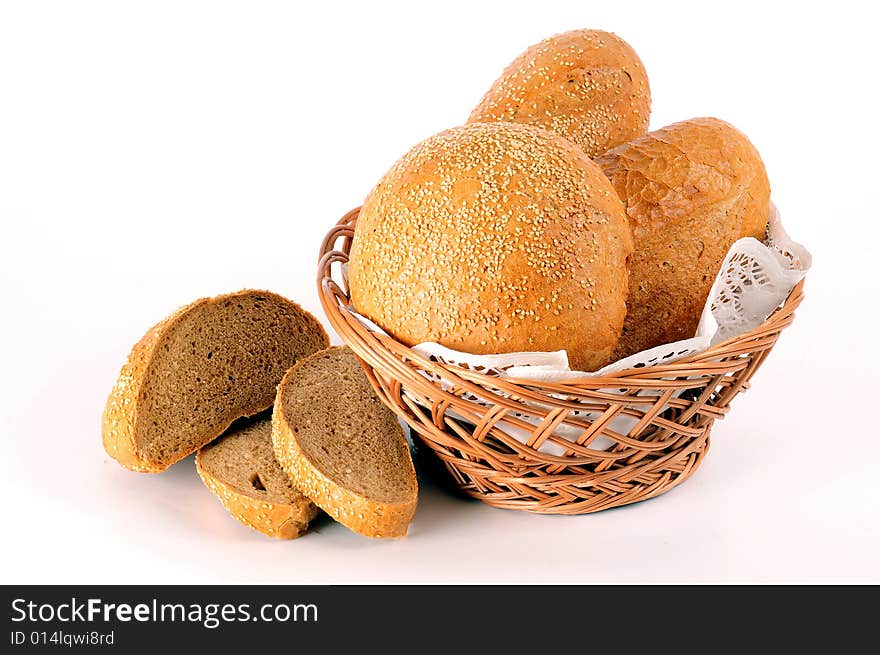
[
  {"left": 468, "top": 29, "right": 650, "bottom": 158},
  {"left": 596, "top": 117, "right": 771, "bottom": 359},
  {"left": 348, "top": 122, "right": 633, "bottom": 372},
  {"left": 102, "top": 289, "right": 328, "bottom": 472},
  {"left": 196, "top": 415, "right": 319, "bottom": 539}
]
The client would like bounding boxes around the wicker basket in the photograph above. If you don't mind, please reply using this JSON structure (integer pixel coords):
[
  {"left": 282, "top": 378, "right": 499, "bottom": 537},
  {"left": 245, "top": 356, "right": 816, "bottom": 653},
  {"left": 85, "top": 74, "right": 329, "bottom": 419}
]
[{"left": 318, "top": 208, "right": 805, "bottom": 514}]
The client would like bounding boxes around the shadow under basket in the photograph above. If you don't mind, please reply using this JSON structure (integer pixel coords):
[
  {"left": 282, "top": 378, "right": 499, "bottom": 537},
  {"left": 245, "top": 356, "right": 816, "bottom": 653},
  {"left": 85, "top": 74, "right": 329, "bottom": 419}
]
[{"left": 318, "top": 208, "right": 805, "bottom": 515}]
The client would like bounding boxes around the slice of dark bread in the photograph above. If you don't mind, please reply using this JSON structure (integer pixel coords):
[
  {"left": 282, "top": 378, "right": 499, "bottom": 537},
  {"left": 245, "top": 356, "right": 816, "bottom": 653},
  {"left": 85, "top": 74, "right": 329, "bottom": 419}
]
[
  {"left": 196, "top": 415, "right": 319, "bottom": 539},
  {"left": 103, "top": 289, "right": 328, "bottom": 472},
  {"left": 272, "top": 347, "right": 418, "bottom": 538}
]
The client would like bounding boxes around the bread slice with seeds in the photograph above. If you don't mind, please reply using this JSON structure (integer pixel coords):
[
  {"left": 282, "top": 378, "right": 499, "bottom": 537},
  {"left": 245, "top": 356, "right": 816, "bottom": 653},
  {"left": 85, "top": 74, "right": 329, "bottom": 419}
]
[
  {"left": 196, "top": 415, "right": 319, "bottom": 539},
  {"left": 103, "top": 289, "right": 328, "bottom": 472},
  {"left": 272, "top": 347, "right": 418, "bottom": 538}
]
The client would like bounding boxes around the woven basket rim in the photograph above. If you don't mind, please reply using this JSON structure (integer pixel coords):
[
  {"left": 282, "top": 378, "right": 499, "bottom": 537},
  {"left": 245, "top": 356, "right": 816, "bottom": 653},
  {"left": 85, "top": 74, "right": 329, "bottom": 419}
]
[{"left": 318, "top": 206, "right": 805, "bottom": 390}]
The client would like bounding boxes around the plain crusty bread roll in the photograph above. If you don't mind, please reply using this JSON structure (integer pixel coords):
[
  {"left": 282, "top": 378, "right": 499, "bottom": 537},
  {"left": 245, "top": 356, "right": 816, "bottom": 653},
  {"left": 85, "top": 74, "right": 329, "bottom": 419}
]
[
  {"left": 272, "top": 347, "right": 418, "bottom": 539},
  {"left": 468, "top": 29, "right": 650, "bottom": 158},
  {"left": 102, "top": 289, "right": 328, "bottom": 472},
  {"left": 596, "top": 117, "right": 771, "bottom": 359},
  {"left": 348, "top": 122, "right": 633, "bottom": 372},
  {"left": 196, "top": 415, "right": 319, "bottom": 539}
]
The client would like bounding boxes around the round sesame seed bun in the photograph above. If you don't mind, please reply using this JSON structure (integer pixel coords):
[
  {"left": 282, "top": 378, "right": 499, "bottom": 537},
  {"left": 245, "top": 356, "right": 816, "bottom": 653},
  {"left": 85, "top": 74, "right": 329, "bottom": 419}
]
[
  {"left": 348, "top": 122, "right": 633, "bottom": 372},
  {"left": 468, "top": 29, "right": 651, "bottom": 158},
  {"left": 596, "top": 117, "right": 771, "bottom": 359}
]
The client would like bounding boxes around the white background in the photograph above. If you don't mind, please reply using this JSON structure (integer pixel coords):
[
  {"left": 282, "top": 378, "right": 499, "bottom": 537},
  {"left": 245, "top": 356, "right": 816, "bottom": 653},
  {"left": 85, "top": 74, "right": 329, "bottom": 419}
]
[{"left": 1, "top": 0, "right": 878, "bottom": 584}]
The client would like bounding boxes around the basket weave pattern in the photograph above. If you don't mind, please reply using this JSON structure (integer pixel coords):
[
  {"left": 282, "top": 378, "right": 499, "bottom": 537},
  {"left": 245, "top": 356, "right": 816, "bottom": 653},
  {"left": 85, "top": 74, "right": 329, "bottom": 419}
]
[{"left": 318, "top": 208, "right": 804, "bottom": 514}]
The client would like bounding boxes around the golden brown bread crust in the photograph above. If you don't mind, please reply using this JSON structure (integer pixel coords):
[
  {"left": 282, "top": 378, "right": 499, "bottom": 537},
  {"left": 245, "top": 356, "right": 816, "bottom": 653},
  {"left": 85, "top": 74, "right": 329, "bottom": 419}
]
[
  {"left": 596, "top": 117, "right": 771, "bottom": 359},
  {"left": 195, "top": 450, "right": 318, "bottom": 539},
  {"left": 468, "top": 29, "right": 650, "bottom": 158},
  {"left": 348, "top": 122, "right": 633, "bottom": 372},
  {"left": 101, "top": 290, "right": 329, "bottom": 473},
  {"left": 102, "top": 306, "right": 185, "bottom": 472},
  {"left": 271, "top": 347, "right": 418, "bottom": 539}
]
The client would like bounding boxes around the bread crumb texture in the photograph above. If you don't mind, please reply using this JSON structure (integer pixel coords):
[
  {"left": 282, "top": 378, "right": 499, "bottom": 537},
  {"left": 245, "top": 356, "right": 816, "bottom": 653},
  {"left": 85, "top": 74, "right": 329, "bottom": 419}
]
[
  {"left": 348, "top": 122, "right": 633, "bottom": 372},
  {"left": 196, "top": 416, "right": 318, "bottom": 539},
  {"left": 469, "top": 29, "right": 650, "bottom": 157},
  {"left": 272, "top": 347, "right": 417, "bottom": 539},
  {"left": 102, "top": 290, "right": 328, "bottom": 472}
]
